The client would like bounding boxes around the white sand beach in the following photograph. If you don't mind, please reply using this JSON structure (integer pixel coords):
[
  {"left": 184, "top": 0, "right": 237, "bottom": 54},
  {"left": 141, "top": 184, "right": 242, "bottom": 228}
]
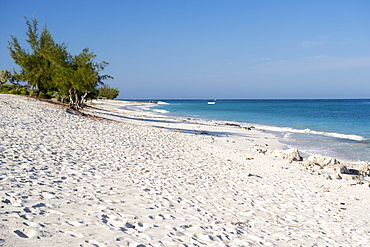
[{"left": 1, "top": 94, "right": 370, "bottom": 246}]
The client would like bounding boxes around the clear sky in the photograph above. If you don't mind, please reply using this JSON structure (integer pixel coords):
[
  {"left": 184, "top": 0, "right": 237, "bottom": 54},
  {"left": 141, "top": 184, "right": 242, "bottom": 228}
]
[{"left": 1, "top": 0, "right": 369, "bottom": 99}]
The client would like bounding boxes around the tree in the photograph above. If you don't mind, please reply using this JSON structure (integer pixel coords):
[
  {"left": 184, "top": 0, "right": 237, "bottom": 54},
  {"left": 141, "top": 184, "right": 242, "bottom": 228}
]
[
  {"left": 8, "top": 16, "right": 113, "bottom": 108},
  {"left": 98, "top": 85, "right": 120, "bottom": 99},
  {"left": 51, "top": 48, "right": 113, "bottom": 109},
  {"left": 8, "top": 17, "right": 57, "bottom": 96}
]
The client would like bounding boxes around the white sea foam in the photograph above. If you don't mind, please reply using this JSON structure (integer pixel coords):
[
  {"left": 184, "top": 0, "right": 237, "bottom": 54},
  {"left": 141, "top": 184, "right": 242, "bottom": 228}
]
[
  {"left": 157, "top": 101, "right": 169, "bottom": 105},
  {"left": 207, "top": 120, "right": 365, "bottom": 142},
  {"left": 153, "top": 109, "right": 170, "bottom": 114},
  {"left": 256, "top": 125, "right": 365, "bottom": 142},
  {"left": 124, "top": 103, "right": 156, "bottom": 111}
]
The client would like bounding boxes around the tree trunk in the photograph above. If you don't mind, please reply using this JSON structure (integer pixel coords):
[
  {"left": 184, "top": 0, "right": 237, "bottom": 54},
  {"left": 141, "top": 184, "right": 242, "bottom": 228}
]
[
  {"left": 80, "top": 90, "right": 89, "bottom": 107},
  {"left": 69, "top": 87, "right": 75, "bottom": 108},
  {"left": 74, "top": 91, "right": 79, "bottom": 109},
  {"left": 35, "top": 82, "right": 40, "bottom": 97}
]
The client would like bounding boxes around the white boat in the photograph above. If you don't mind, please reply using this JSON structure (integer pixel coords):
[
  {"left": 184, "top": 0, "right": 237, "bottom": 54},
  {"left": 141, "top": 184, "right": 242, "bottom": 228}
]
[{"left": 207, "top": 102, "right": 216, "bottom": 105}]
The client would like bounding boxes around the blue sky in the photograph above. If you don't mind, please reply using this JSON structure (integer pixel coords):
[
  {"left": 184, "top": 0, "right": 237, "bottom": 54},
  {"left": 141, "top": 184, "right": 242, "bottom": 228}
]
[{"left": 1, "top": 0, "right": 369, "bottom": 99}]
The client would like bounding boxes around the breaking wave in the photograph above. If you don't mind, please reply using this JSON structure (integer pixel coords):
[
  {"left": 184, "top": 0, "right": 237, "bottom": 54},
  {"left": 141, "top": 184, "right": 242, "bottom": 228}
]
[
  {"left": 153, "top": 109, "right": 170, "bottom": 114},
  {"left": 254, "top": 125, "right": 365, "bottom": 142}
]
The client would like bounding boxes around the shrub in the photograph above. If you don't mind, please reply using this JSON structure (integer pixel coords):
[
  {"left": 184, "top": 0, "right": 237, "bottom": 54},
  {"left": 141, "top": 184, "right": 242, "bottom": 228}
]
[
  {"left": 20, "top": 90, "right": 28, "bottom": 95},
  {"left": 38, "top": 92, "right": 47, "bottom": 98},
  {"left": 98, "top": 85, "right": 120, "bottom": 99},
  {"left": 0, "top": 84, "right": 16, "bottom": 93},
  {"left": 63, "top": 96, "right": 70, "bottom": 103},
  {"left": 46, "top": 92, "right": 54, "bottom": 98}
]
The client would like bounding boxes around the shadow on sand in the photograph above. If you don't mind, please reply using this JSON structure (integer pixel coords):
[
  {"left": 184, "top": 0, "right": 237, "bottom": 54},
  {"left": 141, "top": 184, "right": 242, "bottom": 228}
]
[{"left": 92, "top": 107, "right": 254, "bottom": 138}]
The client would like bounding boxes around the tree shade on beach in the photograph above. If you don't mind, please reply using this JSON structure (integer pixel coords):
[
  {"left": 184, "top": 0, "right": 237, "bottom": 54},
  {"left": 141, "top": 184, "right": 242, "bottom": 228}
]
[{"left": 7, "top": 16, "right": 113, "bottom": 109}]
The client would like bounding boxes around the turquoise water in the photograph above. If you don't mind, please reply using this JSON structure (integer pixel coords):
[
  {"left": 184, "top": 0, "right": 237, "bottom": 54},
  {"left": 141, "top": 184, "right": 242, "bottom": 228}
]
[{"left": 126, "top": 99, "right": 370, "bottom": 163}]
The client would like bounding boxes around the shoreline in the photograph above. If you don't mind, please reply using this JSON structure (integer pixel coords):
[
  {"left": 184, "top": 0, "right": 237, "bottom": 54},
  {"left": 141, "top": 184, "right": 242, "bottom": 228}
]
[
  {"left": 1, "top": 94, "right": 370, "bottom": 246},
  {"left": 99, "top": 99, "right": 370, "bottom": 163},
  {"left": 88, "top": 98, "right": 288, "bottom": 150},
  {"left": 127, "top": 99, "right": 370, "bottom": 164},
  {"left": 89, "top": 99, "right": 370, "bottom": 171}
]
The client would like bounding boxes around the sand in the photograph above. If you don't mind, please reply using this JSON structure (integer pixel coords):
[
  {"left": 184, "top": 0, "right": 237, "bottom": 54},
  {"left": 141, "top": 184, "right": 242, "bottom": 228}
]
[{"left": 1, "top": 94, "right": 370, "bottom": 246}]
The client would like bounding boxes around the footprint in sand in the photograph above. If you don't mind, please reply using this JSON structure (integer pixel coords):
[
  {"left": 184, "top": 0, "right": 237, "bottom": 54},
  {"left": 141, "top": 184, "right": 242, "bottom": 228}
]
[{"left": 14, "top": 229, "right": 38, "bottom": 238}]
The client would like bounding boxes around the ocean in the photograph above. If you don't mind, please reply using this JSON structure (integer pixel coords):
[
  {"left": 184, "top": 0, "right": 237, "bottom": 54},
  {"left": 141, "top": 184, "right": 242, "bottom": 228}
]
[{"left": 124, "top": 99, "right": 370, "bottom": 163}]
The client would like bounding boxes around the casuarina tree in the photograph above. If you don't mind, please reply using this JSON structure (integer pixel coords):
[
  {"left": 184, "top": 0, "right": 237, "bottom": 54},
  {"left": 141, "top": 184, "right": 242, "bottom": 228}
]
[
  {"left": 8, "top": 16, "right": 113, "bottom": 109},
  {"left": 8, "top": 17, "right": 57, "bottom": 96}
]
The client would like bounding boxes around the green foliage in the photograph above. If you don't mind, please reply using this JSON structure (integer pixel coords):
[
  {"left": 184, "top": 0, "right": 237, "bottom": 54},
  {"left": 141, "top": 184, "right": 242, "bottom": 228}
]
[
  {"left": 38, "top": 92, "right": 55, "bottom": 99},
  {"left": 1, "top": 86, "right": 31, "bottom": 96},
  {"left": 0, "top": 84, "right": 16, "bottom": 93},
  {"left": 38, "top": 92, "right": 47, "bottom": 98},
  {"left": 51, "top": 47, "right": 113, "bottom": 108},
  {"left": 20, "top": 89, "right": 28, "bottom": 95},
  {"left": 8, "top": 17, "right": 56, "bottom": 95},
  {"left": 98, "top": 85, "right": 120, "bottom": 99},
  {"left": 0, "top": 70, "right": 12, "bottom": 84},
  {"left": 46, "top": 92, "right": 54, "bottom": 98},
  {"left": 7, "top": 16, "right": 113, "bottom": 108}
]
